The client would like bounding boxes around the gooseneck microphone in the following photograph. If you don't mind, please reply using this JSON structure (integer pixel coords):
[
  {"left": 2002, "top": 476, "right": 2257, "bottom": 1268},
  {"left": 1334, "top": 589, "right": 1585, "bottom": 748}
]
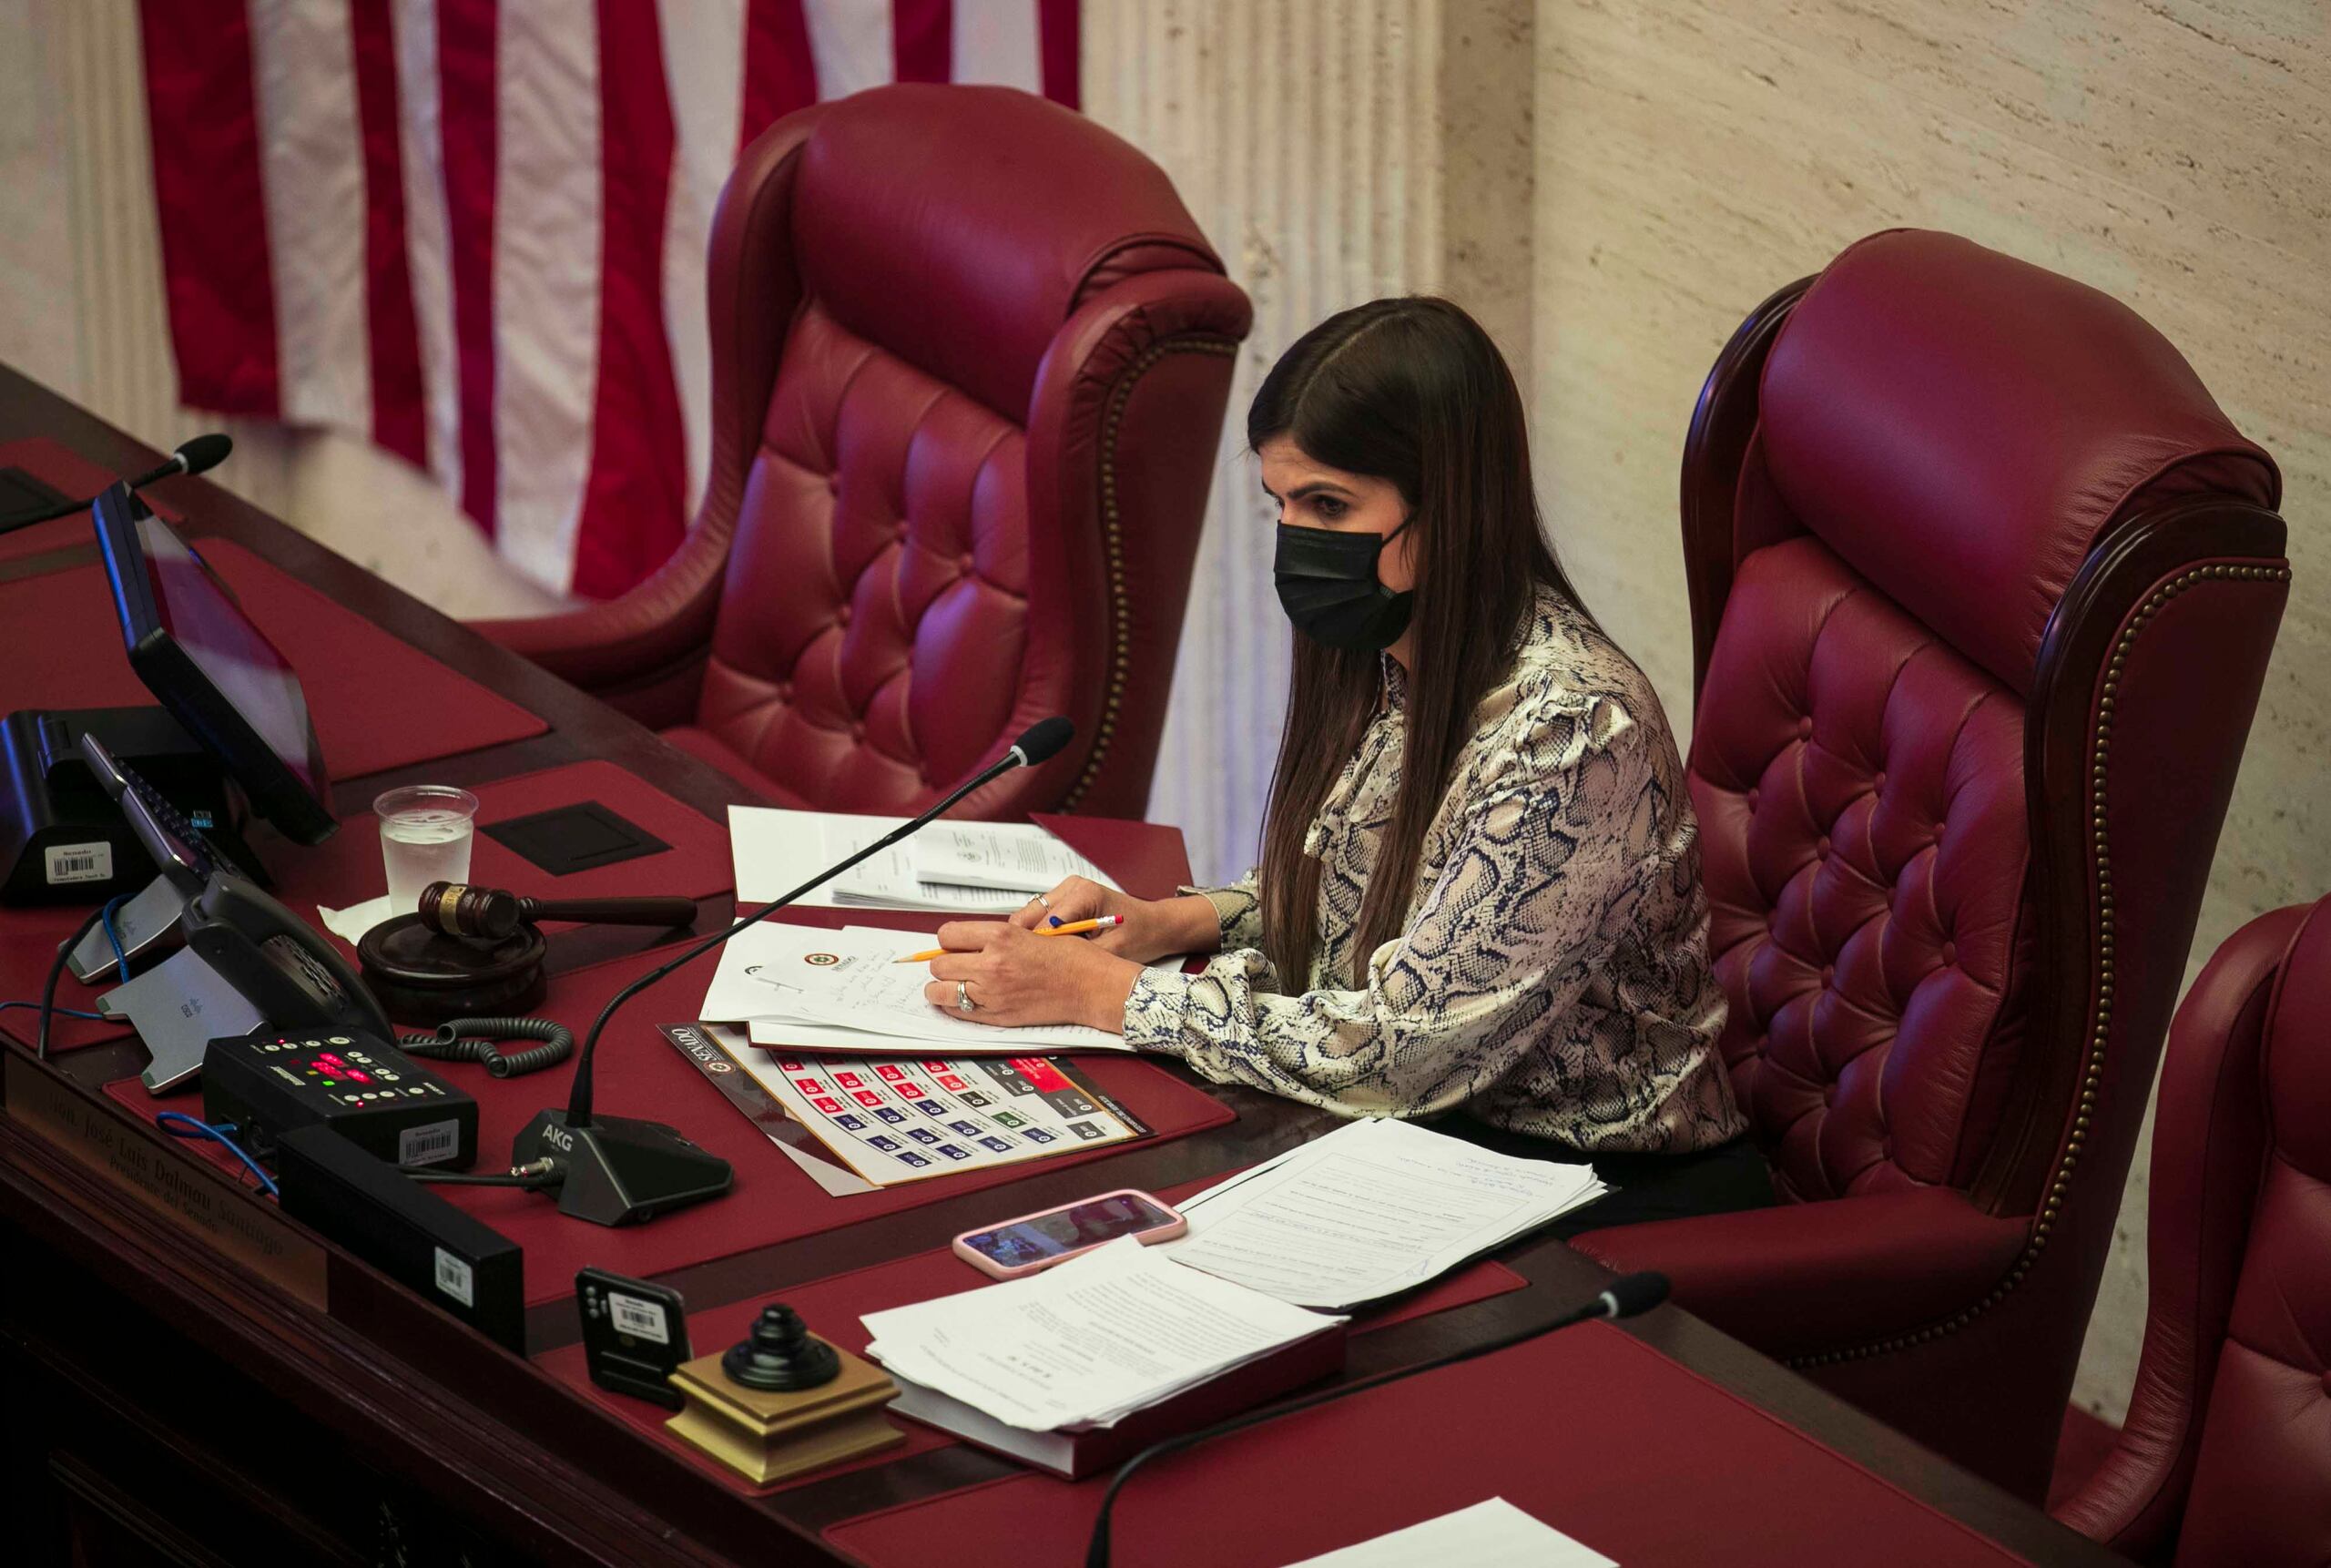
[
  {"left": 0, "top": 433, "right": 234, "bottom": 535},
  {"left": 1084, "top": 1271, "right": 1671, "bottom": 1568},
  {"left": 507, "top": 716, "right": 1075, "bottom": 1226}
]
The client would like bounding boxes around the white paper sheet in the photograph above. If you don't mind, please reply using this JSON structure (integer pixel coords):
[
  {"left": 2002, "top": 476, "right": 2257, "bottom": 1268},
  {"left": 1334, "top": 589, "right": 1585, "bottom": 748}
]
[
  {"left": 1283, "top": 1498, "right": 1617, "bottom": 1567},
  {"left": 862, "top": 1237, "right": 1342, "bottom": 1431},
  {"left": 699, "top": 922, "right": 1136, "bottom": 1054},
  {"left": 909, "top": 822, "right": 1113, "bottom": 894},
  {"left": 729, "top": 807, "right": 1117, "bottom": 911},
  {"left": 317, "top": 896, "right": 397, "bottom": 945},
  {"left": 824, "top": 824, "right": 1034, "bottom": 911},
  {"left": 1162, "top": 1118, "right": 1606, "bottom": 1309}
]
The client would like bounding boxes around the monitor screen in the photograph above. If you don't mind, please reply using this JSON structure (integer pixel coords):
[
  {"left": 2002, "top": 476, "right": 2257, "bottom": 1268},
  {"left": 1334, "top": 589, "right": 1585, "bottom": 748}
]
[{"left": 94, "top": 484, "right": 336, "bottom": 844}]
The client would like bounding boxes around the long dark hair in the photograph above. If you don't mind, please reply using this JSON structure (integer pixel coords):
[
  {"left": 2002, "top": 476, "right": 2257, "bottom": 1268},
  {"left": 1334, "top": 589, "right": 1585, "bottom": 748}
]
[{"left": 1251, "top": 296, "right": 1583, "bottom": 986}]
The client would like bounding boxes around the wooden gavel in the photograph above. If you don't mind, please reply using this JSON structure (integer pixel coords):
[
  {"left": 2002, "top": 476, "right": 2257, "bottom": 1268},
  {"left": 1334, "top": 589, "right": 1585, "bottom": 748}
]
[{"left": 417, "top": 881, "right": 697, "bottom": 941}]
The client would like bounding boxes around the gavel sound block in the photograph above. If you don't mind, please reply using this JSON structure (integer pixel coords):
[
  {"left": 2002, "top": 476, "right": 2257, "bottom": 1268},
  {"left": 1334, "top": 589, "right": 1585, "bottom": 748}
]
[{"left": 357, "top": 882, "right": 697, "bottom": 1025}]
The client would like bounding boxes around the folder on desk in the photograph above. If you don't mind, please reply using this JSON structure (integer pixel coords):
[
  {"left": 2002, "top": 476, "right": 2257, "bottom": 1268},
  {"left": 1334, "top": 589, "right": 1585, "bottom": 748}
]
[{"left": 862, "top": 1238, "right": 1349, "bottom": 1479}]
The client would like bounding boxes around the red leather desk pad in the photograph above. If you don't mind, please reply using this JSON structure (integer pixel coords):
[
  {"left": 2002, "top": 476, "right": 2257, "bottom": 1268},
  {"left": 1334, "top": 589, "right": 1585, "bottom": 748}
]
[
  {"left": 533, "top": 1178, "right": 1526, "bottom": 1497},
  {"left": 105, "top": 942, "right": 1235, "bottom": 1305},
  {"left": 0, "top": 438, "right": 186, "bottom": 561},
  {"left": 2, "top": 759, "right": 730, "bottom": 1054},
  {"left": 0, "top": 535, "right": 545, "bottom": 779},
  {"left": 270, "top": 759, "right": 737, "bottom": 922},
  {"left": 823, "top": 1321, "right": 2031, "bottom": 1568}
]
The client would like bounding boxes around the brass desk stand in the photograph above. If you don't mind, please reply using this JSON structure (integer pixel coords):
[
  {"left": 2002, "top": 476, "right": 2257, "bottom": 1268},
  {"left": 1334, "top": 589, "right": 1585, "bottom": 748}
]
[{"left": 666, "top": 1335, "right": 902, "bottom": 1485}]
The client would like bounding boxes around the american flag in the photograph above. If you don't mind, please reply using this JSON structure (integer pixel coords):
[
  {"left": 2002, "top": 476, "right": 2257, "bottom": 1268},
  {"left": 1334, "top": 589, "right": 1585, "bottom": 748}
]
[{"left": 137, "top": 0, "right": 1079, "bottom": 599}]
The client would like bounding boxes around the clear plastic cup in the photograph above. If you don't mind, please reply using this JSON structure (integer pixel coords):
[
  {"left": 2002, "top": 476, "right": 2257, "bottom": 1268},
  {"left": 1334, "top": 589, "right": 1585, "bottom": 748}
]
[{"left": 375, "top": 785, "right": 479, "bottom": 913}]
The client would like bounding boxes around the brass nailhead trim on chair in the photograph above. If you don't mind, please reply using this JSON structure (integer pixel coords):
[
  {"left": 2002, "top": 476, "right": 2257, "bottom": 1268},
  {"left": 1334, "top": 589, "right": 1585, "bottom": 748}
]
[
  {"left": 1058, "top": 336, "right": 1240, "bottom": 811},
  {"left": 1786, "top": 561, "right": 2292, "bottom": 1371}
]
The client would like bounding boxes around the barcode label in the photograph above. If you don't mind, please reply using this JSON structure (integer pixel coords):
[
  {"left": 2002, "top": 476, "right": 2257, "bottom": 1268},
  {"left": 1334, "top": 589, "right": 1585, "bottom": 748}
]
[
  {"left": 608, "top": 1291, "right": 669, "bottom": 1344},
  {"left": 398, "top": 1120, "right": 460, "bottom": 1167},
  {"left": 44, "top": 842, "right": 113, "bottom": 885},
  {"left": 433, "top": 1247, "right": 474, "bottom": 1308}
]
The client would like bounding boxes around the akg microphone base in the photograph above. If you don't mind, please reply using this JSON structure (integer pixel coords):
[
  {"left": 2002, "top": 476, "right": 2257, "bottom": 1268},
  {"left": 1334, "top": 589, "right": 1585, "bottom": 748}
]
[{"left": 511, "top": 1107, "right": 734, "bottom": 1227}]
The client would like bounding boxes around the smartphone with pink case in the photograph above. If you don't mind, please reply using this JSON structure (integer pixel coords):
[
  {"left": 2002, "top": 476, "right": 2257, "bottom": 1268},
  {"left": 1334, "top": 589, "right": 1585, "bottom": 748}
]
[{"left": 952, "top": 1189, "right": 1189, "bottom": 1280}]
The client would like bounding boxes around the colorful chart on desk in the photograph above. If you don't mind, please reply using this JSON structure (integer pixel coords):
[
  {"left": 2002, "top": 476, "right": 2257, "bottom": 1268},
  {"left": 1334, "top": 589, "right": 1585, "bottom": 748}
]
[{"left": 757, "top": 1049, "right": 1148, "bottom": 1186}]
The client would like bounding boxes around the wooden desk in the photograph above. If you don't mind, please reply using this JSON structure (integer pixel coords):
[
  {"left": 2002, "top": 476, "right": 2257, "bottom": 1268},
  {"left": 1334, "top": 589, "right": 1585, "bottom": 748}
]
[{"left": 0, "top": 365, "right": 2119, "bottom": 1566}]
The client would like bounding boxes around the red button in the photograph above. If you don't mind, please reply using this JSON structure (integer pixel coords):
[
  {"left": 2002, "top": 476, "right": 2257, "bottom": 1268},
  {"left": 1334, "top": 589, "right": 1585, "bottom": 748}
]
[
  {"left": 1820, "top": 965, "right": 1836, "bottom": 985},
  {"left": 1940, "top": 941, "right": 1957, "bottom": 965},
  {"left": 1797, "top": 717, "right": 1814, "bottom": 738},
  {"left": 1817, "top": 836, "right": 1831, "bottom": 857}
]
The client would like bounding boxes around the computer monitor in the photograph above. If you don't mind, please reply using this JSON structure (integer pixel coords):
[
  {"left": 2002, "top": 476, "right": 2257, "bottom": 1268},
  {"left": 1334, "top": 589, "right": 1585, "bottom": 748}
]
[{"left": 92, "top": 483, "right": 337, "bottom": 845}]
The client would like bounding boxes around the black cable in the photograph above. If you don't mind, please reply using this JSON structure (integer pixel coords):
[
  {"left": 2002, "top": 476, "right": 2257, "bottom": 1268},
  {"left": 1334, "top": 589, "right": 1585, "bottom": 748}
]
[
  {"left": 399, "top": 1016, "right": 575, "bottom": 1078},
  {"left": 402, "top": 1165, "right": 563, "bottom": 1190},
  {"left": 1083, "top": 1275, "right": 1667, "bottom": 1568},
  {"left": 35, "top": 905, "right": 110, "bottom": 1061}
]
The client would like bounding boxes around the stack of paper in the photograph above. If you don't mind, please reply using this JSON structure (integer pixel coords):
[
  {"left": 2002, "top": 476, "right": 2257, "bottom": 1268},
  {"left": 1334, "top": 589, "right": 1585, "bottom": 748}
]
[
  {"left": 728, "top": 808, "right": 1118, "bottom": 912},
  {"left": 863, "top": 1237, "right": 1345, "bottom": 1434},
  {"left": 697, "top": 921, "right": 1135, "bottom": 1055},
  {"left": 1161, "top": 1117, "right": 1608, "bottom": 1309}
]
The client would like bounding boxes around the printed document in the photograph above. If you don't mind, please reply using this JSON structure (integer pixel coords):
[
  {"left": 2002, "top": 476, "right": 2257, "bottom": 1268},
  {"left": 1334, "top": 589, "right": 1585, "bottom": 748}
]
[
  {"left": 909, "top": 822, "right": 1112, "bottom": 893},
  {"left": 1284, "top": 1498, "right": 1617, "bottom": 1568},
  {"left": 700, "top": 922, "right": 1135, "bottom": 1054},
  {"left": 728, "top": 807, "right": 1116, "bottom": 911},
  {"left": 1162, "top": 1118, "right": 1607, "bottom": 1309},
  {"left": 861, "top": 1237, "right": 1343, "bottom": 1432}
]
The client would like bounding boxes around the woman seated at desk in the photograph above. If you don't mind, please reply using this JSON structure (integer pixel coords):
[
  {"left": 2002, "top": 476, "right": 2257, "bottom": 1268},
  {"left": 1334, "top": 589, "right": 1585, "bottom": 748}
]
[{"left": 923, "top": 296, "right": 1771, "bottom": 1232}]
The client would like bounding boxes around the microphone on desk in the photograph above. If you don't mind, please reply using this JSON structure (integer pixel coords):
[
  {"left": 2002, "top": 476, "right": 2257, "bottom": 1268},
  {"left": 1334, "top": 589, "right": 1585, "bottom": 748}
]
[
  {"left": 1084, "top": 1270, "right": 1672, "bottom": 1568},
  {"left": 505, "top": 715, "right": 1077, "bottom": 1227},
  {"left": 0, "top": 433, "right": 234, "bottom": 535}
]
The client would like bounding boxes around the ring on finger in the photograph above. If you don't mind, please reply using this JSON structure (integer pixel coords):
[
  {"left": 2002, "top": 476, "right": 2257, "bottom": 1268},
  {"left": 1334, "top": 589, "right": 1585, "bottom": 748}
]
[{"left": 956, "top": 979, "right": 977, "bottom": 1013}]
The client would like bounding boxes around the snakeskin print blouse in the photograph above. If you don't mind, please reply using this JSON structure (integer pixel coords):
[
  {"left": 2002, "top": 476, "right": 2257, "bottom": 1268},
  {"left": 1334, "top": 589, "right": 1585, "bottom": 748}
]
[{"left": 1124, "top": 586, "right": 1746, "bottom": 1154}]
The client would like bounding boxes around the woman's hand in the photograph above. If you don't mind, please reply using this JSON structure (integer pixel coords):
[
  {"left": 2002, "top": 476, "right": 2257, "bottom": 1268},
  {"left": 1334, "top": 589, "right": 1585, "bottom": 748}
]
[
  {"left": 922, "top": 921, "right": 1144, "bottom": 1033},
  {"left": 1005, "top": 876, "right": 1222, "bottom": 965}
]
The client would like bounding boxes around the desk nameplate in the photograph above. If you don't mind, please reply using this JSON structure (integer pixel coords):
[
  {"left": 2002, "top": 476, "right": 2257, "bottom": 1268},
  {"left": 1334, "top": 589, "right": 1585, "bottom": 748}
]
[{"left": 4, "top": 1055, "right": 329, "bottom": 1309}]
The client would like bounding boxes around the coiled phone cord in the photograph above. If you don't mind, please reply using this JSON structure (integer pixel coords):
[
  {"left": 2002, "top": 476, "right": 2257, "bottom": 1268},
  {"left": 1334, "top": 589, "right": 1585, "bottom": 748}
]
[{"left": 398, "top": 1016, "right": 575, "bottom": 1079}]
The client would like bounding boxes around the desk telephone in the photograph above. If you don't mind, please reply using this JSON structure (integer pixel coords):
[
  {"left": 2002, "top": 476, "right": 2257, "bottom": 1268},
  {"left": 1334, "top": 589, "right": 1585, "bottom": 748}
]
[{"left": 76, "top": 732, "right": 392, "bottom": 1091}]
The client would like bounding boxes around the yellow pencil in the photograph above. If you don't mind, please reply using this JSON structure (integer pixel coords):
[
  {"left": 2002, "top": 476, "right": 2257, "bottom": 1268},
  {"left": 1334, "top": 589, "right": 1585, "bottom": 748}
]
[{"left": 894, "top": 914, "right": 1123, "bottom": 962}]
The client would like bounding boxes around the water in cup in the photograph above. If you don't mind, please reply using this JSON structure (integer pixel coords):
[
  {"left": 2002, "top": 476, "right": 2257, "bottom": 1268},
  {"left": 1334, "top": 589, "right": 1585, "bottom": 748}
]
[{"left": 376, "top": 786, "right": 478, "bottom": 912}]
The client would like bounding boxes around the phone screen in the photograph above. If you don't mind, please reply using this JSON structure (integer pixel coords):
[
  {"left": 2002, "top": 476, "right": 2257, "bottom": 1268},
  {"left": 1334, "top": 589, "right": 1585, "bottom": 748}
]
[{"left": 961, "top": 1193, "right": 1177, "bottom": 1269}]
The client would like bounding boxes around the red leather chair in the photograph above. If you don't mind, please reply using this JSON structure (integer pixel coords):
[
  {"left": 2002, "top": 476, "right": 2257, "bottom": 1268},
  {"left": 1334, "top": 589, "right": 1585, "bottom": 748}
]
[
  {"left": 1571, "top": 229, "right": 2291, "bottom": 1500},
  {"left": 476, "top": 86, "right": 1250, "bottom": 820},
  {"left": 2053, "top": 895, "right": 2331, "bottom": 1564}
]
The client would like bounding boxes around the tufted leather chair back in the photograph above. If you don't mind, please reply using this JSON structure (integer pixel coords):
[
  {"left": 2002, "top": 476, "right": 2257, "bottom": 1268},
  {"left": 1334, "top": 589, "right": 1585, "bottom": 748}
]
[
  {"left": 689, "top": 87, "right": 1250, "bottom": 818},
  {"left": 1574, "top": 229, "right": 2288, "bottom": 1499},
  {"left": 2166, "top": 901, "right": 2331, "bottom": 1564},
  {"left": 486, "top": 87, "right": 1254, "bottom": 819},
  {"left": 2052, "top": 896, "right": 2331, "bottom": 1564},
  {"left": 1683, "top": 230, "right": 2282, "bottom": 1210}
]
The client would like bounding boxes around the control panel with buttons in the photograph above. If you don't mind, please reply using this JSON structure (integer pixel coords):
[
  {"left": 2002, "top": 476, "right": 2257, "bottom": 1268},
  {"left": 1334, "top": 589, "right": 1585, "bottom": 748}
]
[{"left": 201, "top": 1030, "right": 479, "bottom": 1171}]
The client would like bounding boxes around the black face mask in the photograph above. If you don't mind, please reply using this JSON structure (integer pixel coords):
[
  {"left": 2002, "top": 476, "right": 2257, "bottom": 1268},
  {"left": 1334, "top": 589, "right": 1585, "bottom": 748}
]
[{"left": 1273, "top": 518, "right": 1414, "bottom": 651}]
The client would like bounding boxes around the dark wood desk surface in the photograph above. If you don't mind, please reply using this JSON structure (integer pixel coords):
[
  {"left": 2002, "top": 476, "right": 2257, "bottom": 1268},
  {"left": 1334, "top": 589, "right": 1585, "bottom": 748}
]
[{"left": 0, "top": 364, "right": 2121, "bottom": 1567}]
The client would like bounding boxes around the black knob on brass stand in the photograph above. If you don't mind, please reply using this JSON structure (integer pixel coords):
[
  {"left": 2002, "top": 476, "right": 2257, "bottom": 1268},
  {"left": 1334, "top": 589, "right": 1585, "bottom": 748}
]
[
  {"left": 722, "top": 1303, "right": 840, "bottom": 1391},
  {"left": 666, "top": 1300, "right": 901, "bottom": 1482}
]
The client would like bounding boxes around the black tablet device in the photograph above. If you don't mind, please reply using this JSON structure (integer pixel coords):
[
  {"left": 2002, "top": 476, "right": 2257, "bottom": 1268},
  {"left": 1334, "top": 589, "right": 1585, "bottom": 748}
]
[{"left": 92, "top": 482, "right": 337, "bottom": 844}]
